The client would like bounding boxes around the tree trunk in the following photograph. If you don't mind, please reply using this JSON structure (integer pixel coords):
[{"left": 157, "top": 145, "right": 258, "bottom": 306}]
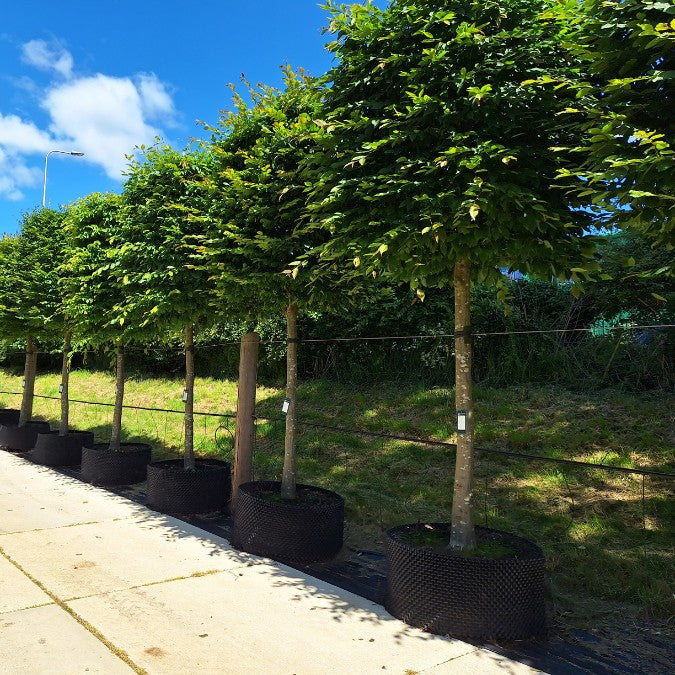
[
  {"left": 449, "top": 260, "right": 477, "bottom": 551},
  {"left": 109, "top": 346, "right": 124, "bottom": 452},
  {"left": 232, "top": 331, "right": 260, "bottom": 507},
  {"left": 59, "top": 332, "right": 71, "bottom": 436},
  {"left": 184, "top": 324, "right": 196, "bottom": 471},
  {"left": 281, "top": 302, "right": 299, "bottom": 500},
  {"left": 19, "top": 336, "right": 37, "bottom": 426}
]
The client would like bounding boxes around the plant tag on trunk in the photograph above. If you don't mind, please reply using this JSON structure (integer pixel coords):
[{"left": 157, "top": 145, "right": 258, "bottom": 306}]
[
  {"left": 22, "top": 379, "right": 26, "bottom": 389},
  {"left": 59, "top": 384, "right": 64, "bottom": 394},
  {"left": 182, "top": 389, "right": 189, "bottom": 402},
  {"left": 457, "top": 409, "right": 468, "bottom": 434},
  {"left": 281, "top": 398, "right": 291, "bottom": 415}
]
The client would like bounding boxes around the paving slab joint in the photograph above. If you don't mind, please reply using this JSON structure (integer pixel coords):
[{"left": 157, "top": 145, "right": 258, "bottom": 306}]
[
  {"left": 0, "top": 544, "right": 147, "bottom": 675},
  {"left": 64, "top": 568, "right": 227, "bottom": 602}
]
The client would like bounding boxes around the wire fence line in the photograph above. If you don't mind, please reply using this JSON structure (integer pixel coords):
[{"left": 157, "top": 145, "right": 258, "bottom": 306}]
[
  {"left": 1, "top": 389, "right": 672, "bottom": 480},
  {"left": 1, "top": 323, "right": 672, "bottom": 356},
  {"left": 250, "top": 412, "right": 672, "bottom": 545}
]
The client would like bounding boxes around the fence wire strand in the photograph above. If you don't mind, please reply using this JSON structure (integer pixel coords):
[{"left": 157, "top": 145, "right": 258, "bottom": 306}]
[
  {"left": 1, "top": 323, "right": 673, "bottom": 355},
  {"left": 0, "top": 388, "right": 672, "bottom": 480}
]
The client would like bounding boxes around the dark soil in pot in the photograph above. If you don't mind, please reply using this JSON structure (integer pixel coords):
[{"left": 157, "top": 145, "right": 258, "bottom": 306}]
[
  {"left": 232, "top": 480, "right": 345, "bottom": 564},
  {"left": 146, "top": 459, "right": 231, "bottom": 515},
  {"left": 0, "top": 421, "right": 52, "bottom": 451},
  {"left": 31, "top": 430, "right": 95, "bottom": 466},
  {"left": 0, "top": 409, "right": 20, "bottom": 425},
  {"left": 81, "top": 442, "right": 151, "bottom": 486},
  {"left": 385, "top": 523, "right": 546, "bottom": 641}
]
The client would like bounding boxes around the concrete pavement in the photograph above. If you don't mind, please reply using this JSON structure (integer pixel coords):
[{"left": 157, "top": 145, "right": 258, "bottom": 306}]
[{"left": 0, "top": 451, "right": 540, "bottom": 674}]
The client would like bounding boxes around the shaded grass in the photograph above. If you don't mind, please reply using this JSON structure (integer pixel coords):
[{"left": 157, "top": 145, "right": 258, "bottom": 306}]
[
  {"left": 0, "top": 368, "right": 672, "bottom": 628},
  {"left": 255, "top": 382, "right": 674, "bottom": 626}
]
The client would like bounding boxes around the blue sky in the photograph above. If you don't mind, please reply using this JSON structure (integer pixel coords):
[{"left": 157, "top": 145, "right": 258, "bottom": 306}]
[{"left": 0, "top": 1, "right": 341, "bottom": 235}]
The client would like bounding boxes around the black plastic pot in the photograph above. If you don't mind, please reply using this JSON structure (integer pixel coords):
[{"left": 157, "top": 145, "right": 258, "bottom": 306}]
[
  {"left": 81, "top": 443, "right": 151, "bottom": 485},
  {"left": 0, "top": 409, "right": 20, "bottom": 425},
  {"left": 0, "top": 421, "right": 52, "bottom": 452},
  {"left": 31, "top": 430, "right": 95, "bottom": 466},
  {"left": 233, "top": 480, "right": 345, "bottom": 564},
  {"left": 146, "top": 459, "right": 231, "bottom": 514},
  {"left": 385, "top": 523, "right": 546, "bottom": 641}
]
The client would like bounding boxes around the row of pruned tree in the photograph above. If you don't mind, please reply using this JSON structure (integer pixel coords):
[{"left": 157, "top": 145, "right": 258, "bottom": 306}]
[{"left": 0, "top": 0, "right": 671, "bottom": 551}]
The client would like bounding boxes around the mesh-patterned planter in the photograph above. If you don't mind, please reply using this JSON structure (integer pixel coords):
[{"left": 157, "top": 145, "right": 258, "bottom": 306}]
[
  {"left": 81, "top": 443, "right": 151, "bottom": 486},
  {"left": 0, "top": 421, "right": 51, "bottom": 452},
  {"left": 233, "top": 480, "right": 345, "bottom": 564},
  {"left": 385, "top": 524, "right": 546, "bottom": 641},
  {"left": 31, "top": 430, "right": 95, "bottom": 466},
  {"left": 146, "top": 459, "right": 231, "bottom": 514},
  {"left": 0, "top": 409, "right": 20, "bottom": 425}
]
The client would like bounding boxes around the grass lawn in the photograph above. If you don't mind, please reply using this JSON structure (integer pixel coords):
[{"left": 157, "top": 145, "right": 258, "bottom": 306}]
[{"left": 0, "top": 367, "right": 672, "bottom": 631}]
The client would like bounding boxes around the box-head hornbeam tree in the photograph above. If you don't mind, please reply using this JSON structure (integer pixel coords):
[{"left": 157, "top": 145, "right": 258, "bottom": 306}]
[
  {"left": 62, "top": 193, "right": 134, "bottom": 451},
  {"left": 118, "top": 143, "right": 226, "bottom": 470},
  {"left": 0, "top": 209, "right": 67, "bottom": 427},
  {"left": 204, "top": 68, "right": 356, "bottom": 499},
  {"left": 308, "top": 0, "right": 599, "bottom": 550}
]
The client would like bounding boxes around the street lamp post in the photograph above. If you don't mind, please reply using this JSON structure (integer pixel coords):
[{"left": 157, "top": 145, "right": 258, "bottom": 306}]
[{"left": 42, "top": 150, "right": 85, "bottom": 208}]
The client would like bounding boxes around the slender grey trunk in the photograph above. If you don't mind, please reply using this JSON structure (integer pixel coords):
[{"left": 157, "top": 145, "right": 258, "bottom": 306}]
[
  {"left": 109, "top": 346, "right": 124, "bottom": 452},
  {"left": 19, "top": 336, "right": 37, "bottom": 426},
  {"left": 184, "top": 324, "right": 196, "bottom": 471},
  {"left": 449, "top": 260, "right": 477, "bottom": 551},
  {"left": 59, "top": 332, "right": 71, "bottom": 435},
  {"left": 280, "top": 302, "right": 298, "bottom": 500}
]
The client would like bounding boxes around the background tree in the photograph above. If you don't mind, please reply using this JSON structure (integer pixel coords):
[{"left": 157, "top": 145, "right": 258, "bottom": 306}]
[
  {"left": 0, "top": 209, "right": 66, "bottom": 426},
  {"left": 586, "top": 230, "right": 674, "bottom": 321},
  {"left": 62, "top": 193, "right": 132, "bottom": 450},
  {"left": 551, "top": 0, "right": 674, "bottom": 271},
  {"left": 118, "top": 143, "right": 222, "bottom": 470},
  {"left": 309, "top": 0, "right": 596, "bottom": 549},
  {"left": 205, "top": 69, "right": 349, "bottom": 498}
]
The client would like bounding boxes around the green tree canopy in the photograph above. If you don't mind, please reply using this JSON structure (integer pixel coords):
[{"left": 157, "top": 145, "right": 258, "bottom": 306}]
[
  {"left": 0, "top": 234, "right": 20, "bottom": 341},
  {"left": 0, "top": 209, "right": 67, "bottom": 342},
  {"left": 309, "top": 0, "right": 597, "bottom": 291},
  {"left": 62, "top": 192, "right": 130, "bottom": 347},
  {"left": 118, "top": 143, "right": 222, "bottom": 335},
  {"left": 204, "top": 68, "right": 344, "bottom": 313},
  {"left": 552, "top": 0, "right": 674, "bottom": 264}
]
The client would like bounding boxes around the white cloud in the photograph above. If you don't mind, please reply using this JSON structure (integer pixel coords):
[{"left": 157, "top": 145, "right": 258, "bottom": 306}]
[
  {"left": 43, "top": 73, "right": 170, "bottom": 178},
  {"left": 0, "top": 114, "right": 53, "bottom": 154},
  {"left": 137, "top": 73, "right": 175, "bottom": 119},
  {"left": 0, "top": 42, "right": 177, "bottom": 200},
  {"left": 21, "top": 39, "right": 73, "bottom": 78},
  {"left": 0, "top": 147, "right": 41, "bottom": 201}
]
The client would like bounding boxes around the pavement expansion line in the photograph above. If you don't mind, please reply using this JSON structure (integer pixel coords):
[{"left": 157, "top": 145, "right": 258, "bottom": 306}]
[
  {"left": 62, "top": 567, "right": 229, "bottom": 602},
  {"left": 0, "top": 543, "right": 147, "bottom": 675}
]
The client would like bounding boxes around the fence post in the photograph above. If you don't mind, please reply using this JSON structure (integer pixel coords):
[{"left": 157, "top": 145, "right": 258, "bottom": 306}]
[{"left": 232, "top": 332, "right": 260, "bottom": 509}]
